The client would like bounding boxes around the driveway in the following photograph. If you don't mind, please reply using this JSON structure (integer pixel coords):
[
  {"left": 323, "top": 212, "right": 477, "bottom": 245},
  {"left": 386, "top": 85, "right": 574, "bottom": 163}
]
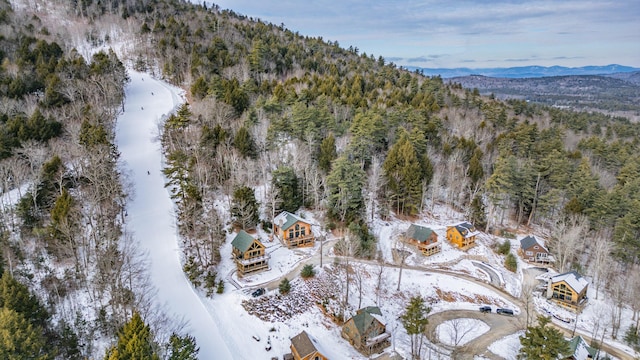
[{"left": 473, "top": 261, "right": 503, "bottom": 287}]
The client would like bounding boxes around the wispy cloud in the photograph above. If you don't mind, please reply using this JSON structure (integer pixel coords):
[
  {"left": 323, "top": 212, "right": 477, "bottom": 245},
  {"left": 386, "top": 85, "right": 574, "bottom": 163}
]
[{"left": 208, "top": 0, "right": 640, "bottom": 67}]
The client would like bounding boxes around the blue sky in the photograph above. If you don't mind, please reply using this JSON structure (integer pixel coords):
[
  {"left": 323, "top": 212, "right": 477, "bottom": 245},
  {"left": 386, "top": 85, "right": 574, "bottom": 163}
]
[{"left": 206, "top": 1, "right": 639, "bottom": 69}]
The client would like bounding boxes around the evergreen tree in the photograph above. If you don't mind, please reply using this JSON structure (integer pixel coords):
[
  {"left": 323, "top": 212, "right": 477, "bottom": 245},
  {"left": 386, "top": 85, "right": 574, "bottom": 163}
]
[
  {"left": 565, "top": 159, "right": 601, "bottom": 217},
  {"left": 0, "top": 272, "right": 49, "bottom": 328},
  {"left": 104, "top": 312, "right": 159, "bottom": 360},
  {"left": 613, "top": 200, "right": 640, "bottom": 264},
  {"left": 279, "top": 278, "right": 291, "bottom": 295},
  {"left": 326, "top": 155, "right": 366, "bottom": 224},
  {"left": 231, "top": 186, "right": 259, "bottom": 230},
  {"left": 467, "top": 149, "right": 484, "bottom": 186},
  {"left": 470, "top": 194, "right": 487, "bottom": 230},
  {"left": 300, "top": 264, "right": 315, "bottom": 279},
  {"left": 505, "top": 253, "right": 518, "bottom": 272},
  {"left": 348, "top": 110, "right": 387, "bottom": 167},
  {"left": 233, "top": 126, "right": 257, "bottom": 158},
  {"left": 165, "top": 103, "right": 191, "bottom": 130},
  {"left": 167, "top": 333, "right": 199, "bottom": 360},
  {"left": 518, "top": 316, "right": 571, "bottom": 360},
  {"left": 318, "top": 133, "right": 337, "bottom": 173},
  {"left": 401, "top": 296, "right": 431, "bottom": 360},
  {"left": 383, "top": 131, "right": 424, "bottom": 215},
  {"left": 79, "top": 119, "right": 109, "bottom": 147},
  {"left": 0, "top": 308, "right": 49, "bottom": 360},
  {"left": 272, "top": 166, "right": 302, "bottom": 213}
]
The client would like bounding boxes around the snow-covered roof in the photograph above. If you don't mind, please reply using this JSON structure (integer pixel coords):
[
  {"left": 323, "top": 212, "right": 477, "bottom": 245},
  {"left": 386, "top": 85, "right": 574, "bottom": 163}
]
[
  {"left": 520, "top": 235, "right": 548, "bottom": 252},
  {"left": 451, "top": 221, "right": 480, "bottom": 238},
  {"left": 274, "top": 211, "right": 310, "bottom": 230},
  {"left": 365, "top": 332, "right": 391, "bottom": 346},
  {"left": 551, "top": 271, "right": 589, "bottom": 293},
  {"left": 568, "top": 335, "right": 597, "bottom": 360}
]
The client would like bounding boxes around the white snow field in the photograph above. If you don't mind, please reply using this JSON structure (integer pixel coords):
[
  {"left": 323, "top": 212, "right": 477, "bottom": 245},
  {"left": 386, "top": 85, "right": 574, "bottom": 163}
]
[{"left": 116, "top": 70, "right": 233, "bottom": 359}]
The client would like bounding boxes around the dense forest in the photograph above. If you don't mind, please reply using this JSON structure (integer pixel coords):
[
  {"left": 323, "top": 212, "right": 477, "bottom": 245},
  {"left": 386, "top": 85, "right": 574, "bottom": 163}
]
[{"left": 0, "top": 0, "right": 639, "bottom": 358}]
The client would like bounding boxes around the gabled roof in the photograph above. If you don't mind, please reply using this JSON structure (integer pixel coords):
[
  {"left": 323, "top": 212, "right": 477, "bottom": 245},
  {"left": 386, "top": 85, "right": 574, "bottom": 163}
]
[
  {"left": 290, "top": 331, "right": 318, "bottom": 358},
  {"left": 551, "top": 270, "right": 589, "bottom": 294},
  {"left": 451, "top": 221, "right": 480, "bottom": 238},
  {"left": 231, "top": 230, "right": 258, "bottom": 252},
  {"left": 520, "top": 235, "right": 547, "bottom": 251},
  {"left": 274, "top": 211, "right": 309, "bottom": 230},
  {"left": 568, "top": 335, "right": 597, "bottom": 360},
  {"left": 350, "top": 306, "right": 385, "bottom": 336},
  {"left": 406, "top": 224, "right": 435, "bottom": 243}
]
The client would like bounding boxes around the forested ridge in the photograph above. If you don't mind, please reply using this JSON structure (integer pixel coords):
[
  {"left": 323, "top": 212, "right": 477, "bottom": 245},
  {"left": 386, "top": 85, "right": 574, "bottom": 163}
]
[{"left": 0, "top": 0, "right": 639, "bottom": 358}]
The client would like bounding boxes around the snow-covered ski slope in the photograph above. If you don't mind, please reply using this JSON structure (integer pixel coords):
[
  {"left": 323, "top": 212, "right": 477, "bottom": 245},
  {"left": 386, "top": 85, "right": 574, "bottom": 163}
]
[{"left": 115, "top": 70, "right": 233, "bottom": 359}]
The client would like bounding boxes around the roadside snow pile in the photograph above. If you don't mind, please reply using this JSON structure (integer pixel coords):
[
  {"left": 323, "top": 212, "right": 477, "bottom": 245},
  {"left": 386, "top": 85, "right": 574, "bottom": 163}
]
[{"left": 436, "top": 318, "right": 490, "bottom": 346}]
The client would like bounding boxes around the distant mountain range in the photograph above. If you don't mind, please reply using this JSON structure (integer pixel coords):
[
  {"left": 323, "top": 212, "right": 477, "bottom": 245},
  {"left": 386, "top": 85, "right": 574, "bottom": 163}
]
[{"left": 404, "top": 64, "right": 640, "bottom": 79}]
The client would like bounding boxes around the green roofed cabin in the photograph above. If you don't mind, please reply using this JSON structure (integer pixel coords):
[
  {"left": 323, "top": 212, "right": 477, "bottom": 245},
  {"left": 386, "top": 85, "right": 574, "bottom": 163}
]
[
  {"left": 231, "top": 230, "right": 269, "bottom": 276},
  {"left": 342, "top": 306, "right": 390, "bottom": 355},
  {"left": 405, "top": 224, "right": 441, "bottom": 256},
  {"left": 566, "top": 335, "right": 596, "bottom": 360}
]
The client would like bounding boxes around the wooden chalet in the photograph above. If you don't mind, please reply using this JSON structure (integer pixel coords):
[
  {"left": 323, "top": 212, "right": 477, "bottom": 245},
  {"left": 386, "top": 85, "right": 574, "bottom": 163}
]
[
  {"left": 519, "top": 235, "right": 551, "bottom": 264},
  {"left": 547, "top": 270, "right": 589, "bottom": 312},
  {"left": 231, "top": 230, "right": 269, "bottom": 276},
  {"left": 405, "top": 224, "right": 441, "bottom": 256},
  {"left": 273, "top": 211, "right": 315, "bottom": 248},
  {"left": 285, "top": 331, "right": 328, "bottom": 360},
  {"left": 446, "top": 221, "right": 479, "bottom": 250},
  {"left": 341, "top": 306, "right": 390, "bottom": 355}
]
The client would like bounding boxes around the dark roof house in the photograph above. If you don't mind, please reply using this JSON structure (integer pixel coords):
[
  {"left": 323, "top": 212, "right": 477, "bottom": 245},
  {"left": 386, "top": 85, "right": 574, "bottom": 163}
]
[
  {"left": 289, "top": 331, "right": 327, "bottom": 360},
  {"left": 519, "top": 235, "right": 551, "bottom": 264}
]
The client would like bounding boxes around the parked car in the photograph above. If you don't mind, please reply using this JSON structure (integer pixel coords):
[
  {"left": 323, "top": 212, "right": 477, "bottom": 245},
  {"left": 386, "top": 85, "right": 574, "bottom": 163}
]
[
  {"left": 252, "top": 288, "right": 266, "bottom": 297},
  {"left": 479, "top": 306, "right": 492, "bottom": 313},
  {"left": 497, "top": 308, "right": 514, "bottom": 315}
]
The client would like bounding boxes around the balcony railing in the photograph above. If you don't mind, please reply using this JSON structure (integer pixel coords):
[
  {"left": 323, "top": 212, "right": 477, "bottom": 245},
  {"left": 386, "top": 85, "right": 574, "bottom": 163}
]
[{"left": 236, "top": 254, "right": 270, "bottom": 266}]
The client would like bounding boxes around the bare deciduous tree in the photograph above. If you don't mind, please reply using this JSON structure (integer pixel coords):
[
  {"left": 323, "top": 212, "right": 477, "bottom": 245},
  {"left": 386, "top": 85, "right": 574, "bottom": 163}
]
[
  {"left": 375, "top": 258, "right": 386, "bottom": 305},
  {"left": 521, "top": 282, "right": 536, "bottom": 329},
  {"left": 549, "top": 214, "right": 588, "bottom": 272},
  {"left": 589, "top": 228, "right": 613, "bottom": 300},
  {"left": 443, "top": 318, "right": 477, "bottom": 347},
  {"left": 367, "top": 155, "right": 383, "bottom": 221},
  {"left": 394, "top": 235, "right": 411, "bottom": 291}
]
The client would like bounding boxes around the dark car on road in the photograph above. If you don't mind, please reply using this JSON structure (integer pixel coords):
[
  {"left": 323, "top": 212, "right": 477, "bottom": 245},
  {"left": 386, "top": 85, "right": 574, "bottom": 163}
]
[
  {"left": 251, "top": 288, "right": 265, "bottom": 297},
  {"left": 479, "top": 306, "right": 492, "bottom": 313},
  {"left": 497, "top": 308, "right": 514, "bottom": 315}
]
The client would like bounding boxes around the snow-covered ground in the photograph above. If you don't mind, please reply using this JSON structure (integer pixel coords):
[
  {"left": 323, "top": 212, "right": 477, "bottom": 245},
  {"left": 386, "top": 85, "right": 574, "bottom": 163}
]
[
  {"left": 488, "top": 331, "right": 524, "bottom": 359},
  {"left": 114, "top": 70, "right": 636, "bottom": 360},
  {"left": 436, "top": 318, "right": 490, "bottom": 346},
  {"left": 116, "top": 70, "right": 233, "bottom": 359}
]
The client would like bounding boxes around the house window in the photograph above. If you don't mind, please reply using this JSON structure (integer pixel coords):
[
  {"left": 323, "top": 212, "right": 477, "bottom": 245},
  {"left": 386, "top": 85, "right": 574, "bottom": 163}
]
[
  {"left": 534, "top": 246, "right": 539, "bottom": 249},
  {"left": 526, "top": 251, "right": 533, "bottom": 256},
  {"left": 289, "top": 230, "right": 294, "bottom": 239},
  {"left": 295, "top": 224, "right": 300, "bottom": 230},
  {"left": 301, "top": 228, "right": 306, "bottom": 236}
]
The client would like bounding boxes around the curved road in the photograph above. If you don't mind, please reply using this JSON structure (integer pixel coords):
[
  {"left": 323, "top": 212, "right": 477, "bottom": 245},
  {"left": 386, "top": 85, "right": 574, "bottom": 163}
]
[{"left": 253, "top": 246, "right": 634, "bottom": 360}]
